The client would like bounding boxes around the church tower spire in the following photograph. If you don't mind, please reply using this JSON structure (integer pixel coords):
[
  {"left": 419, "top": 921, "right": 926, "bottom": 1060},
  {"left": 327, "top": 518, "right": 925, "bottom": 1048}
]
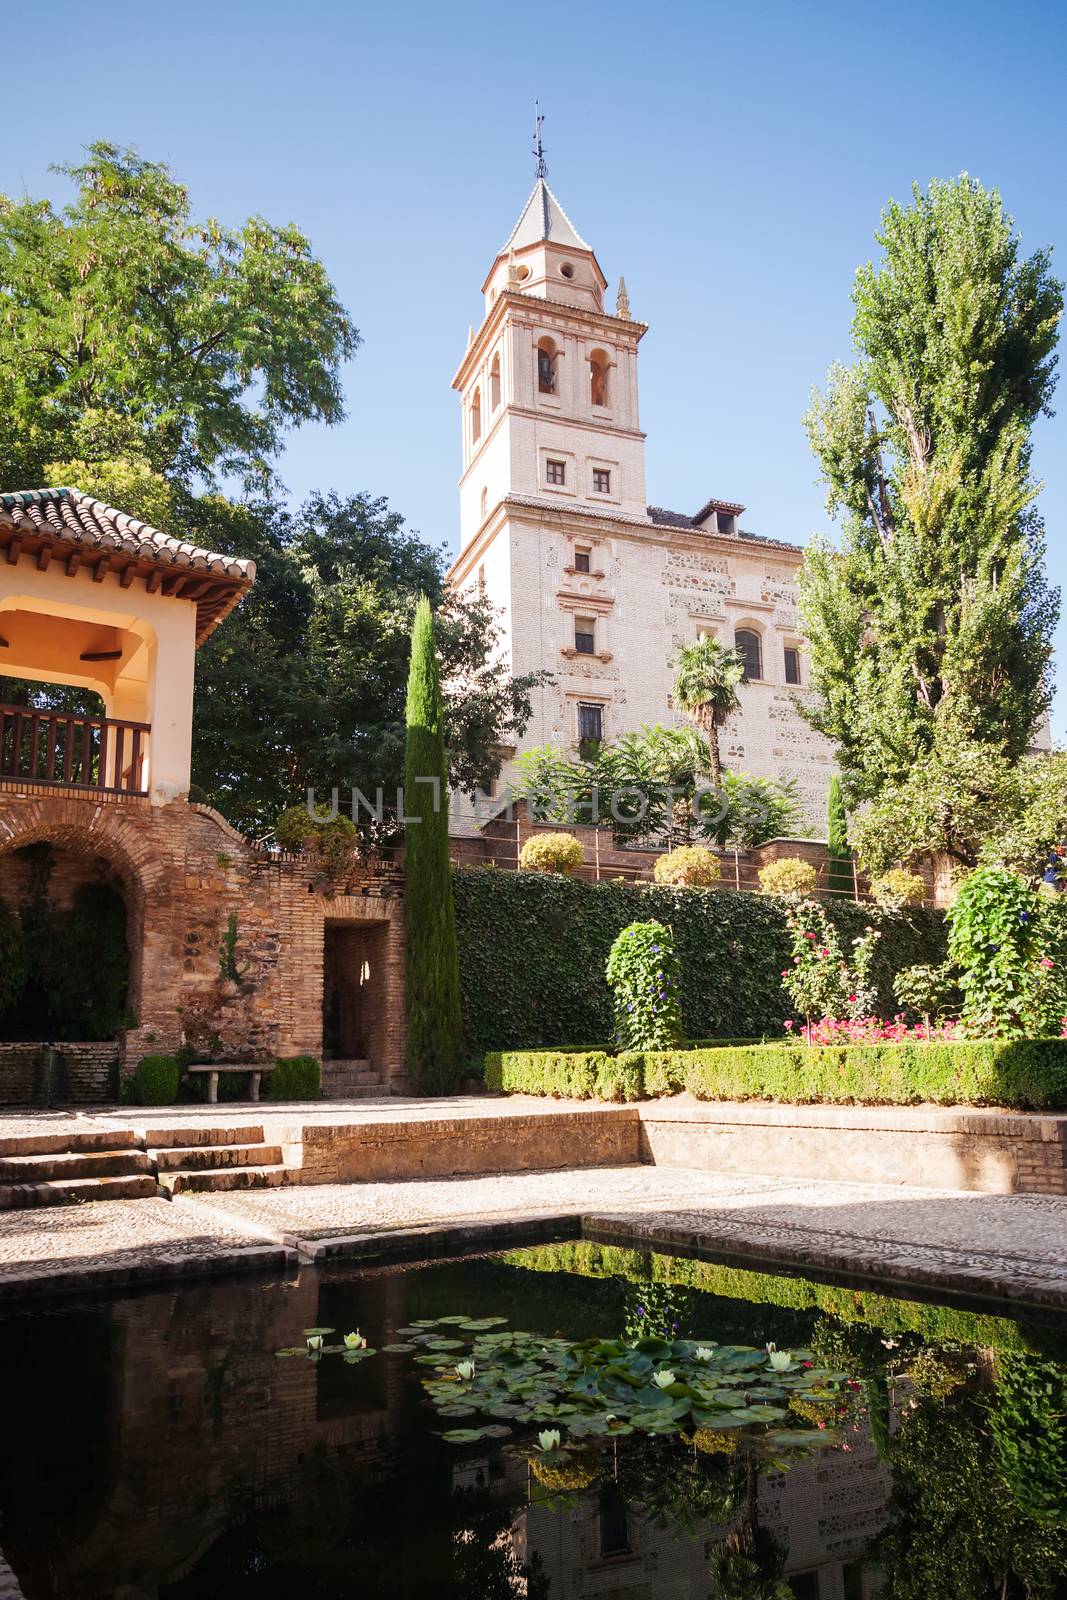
[{"left": 452, "top": 155, "right": 648, "bottom": 550}]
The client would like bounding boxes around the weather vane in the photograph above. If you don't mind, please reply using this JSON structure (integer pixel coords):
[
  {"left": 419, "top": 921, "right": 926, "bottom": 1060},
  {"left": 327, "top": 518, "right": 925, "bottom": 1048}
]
[{"left": 533, "top": 101, "right": 547, "bottom": 180}]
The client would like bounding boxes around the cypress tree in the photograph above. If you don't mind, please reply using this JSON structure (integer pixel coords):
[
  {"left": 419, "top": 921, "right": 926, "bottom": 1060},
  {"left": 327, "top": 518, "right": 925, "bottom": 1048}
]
[
  {"left": 403, "top": 595, "right": 463, "bottom": 1092},
  {"left": 826, "top": 774, "right": 853, "bottom": 898}
]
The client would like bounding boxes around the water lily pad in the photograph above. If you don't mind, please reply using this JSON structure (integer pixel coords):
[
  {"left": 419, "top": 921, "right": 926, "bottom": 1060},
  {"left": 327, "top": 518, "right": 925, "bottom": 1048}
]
[
  {"left": 438, "top": 1404, "right": 477, "bottom": 1418},
  {"left": 459, "top": 1317, "right": 509, "bottom": 1331},
  {"left": 302, "top": 1327, "right": 336, "bottom": 1337},
  {"left": 382, "top": 1342, "right": 416, "bottom": 1353},
  {"left": 441, "top": 1428, "right": 488, "bottom": 1443},
  {"left": 410, "top": 1319, "right": 442, "bottom": 1328},
  {"left": 437, "top": 1315, "right": 476, "bottom": 1325},
  {"left": 425, "top": 1338, "right": 466, "bottom": 1351}
]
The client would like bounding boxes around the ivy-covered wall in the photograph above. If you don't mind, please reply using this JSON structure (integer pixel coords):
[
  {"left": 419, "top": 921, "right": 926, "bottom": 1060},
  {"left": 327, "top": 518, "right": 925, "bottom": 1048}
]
[{"left": 452, "top": 867, "right": 946, "bottom": 1055}]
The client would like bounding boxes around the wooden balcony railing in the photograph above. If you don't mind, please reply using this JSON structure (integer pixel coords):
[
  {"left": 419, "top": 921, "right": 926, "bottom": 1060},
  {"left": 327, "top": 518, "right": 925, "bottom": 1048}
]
[{"left": 0, "top": 703, "right": 150, "bottom": 796}]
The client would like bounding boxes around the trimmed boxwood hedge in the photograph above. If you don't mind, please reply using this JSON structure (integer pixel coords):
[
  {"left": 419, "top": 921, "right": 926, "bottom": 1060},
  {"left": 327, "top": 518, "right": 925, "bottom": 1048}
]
[
  {"left": 452, "top": 866, "right": 945, "bottom": 1055},
  {"left": 485, "top": 1037, "right": 1067, "bottom": 1110},
  {"left": 267, "top": 1055, "right": 321, "bottom": 1101}
]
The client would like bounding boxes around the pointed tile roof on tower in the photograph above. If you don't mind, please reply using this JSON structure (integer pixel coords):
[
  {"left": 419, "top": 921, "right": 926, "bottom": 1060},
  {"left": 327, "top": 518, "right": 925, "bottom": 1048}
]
[{"left": 501, "top": 178, "right": 591, "bottom": 254}]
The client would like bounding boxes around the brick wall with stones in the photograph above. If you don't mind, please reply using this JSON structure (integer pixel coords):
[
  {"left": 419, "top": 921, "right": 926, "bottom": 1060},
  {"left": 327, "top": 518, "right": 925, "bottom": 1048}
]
[
  {"left": 0, "top": 784, "right": 408, "bottom": 1093},
  {"left": 0, "top": 1041, "right": 116, "bottom": 1104}
]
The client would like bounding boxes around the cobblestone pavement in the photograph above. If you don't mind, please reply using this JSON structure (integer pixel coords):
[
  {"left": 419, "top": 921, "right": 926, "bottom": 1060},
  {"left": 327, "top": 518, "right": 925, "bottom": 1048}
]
[
  {"left": 4, "top": 1157, "right": 1067, "bottom": 1309},
  {"left": 0, "top": 1196, "right": 290, "bottom": 1300},
  {"left": 0, "top": 1095, "right": 624, "bottom": 1135},
  {"left": 183, "top": 1165, "right": 1067, "bottom": 1309}
]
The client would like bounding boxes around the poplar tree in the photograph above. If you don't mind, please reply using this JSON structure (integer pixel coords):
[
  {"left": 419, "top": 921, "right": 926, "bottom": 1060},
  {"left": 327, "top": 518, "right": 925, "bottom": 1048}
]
[
  {"left": 800, "top": 177, "right": 1061, "bottom": 858},
  {"left": 403, "top": 595, "right": 463, "bottom": 1093}
]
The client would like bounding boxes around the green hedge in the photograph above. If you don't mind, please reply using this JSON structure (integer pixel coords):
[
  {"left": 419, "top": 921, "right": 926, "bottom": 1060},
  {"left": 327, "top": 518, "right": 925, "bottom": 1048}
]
[
  {"left": 453, "top": 866, "right": 944, "bottom": 1053},
  {"left": 121, "top": 1054, "right": 180, "bottom": 1106},
  {"left": 268, "top": 1055, "right": 321, "bottom": 1101},
  {"left": 485, "top": 1037, "right": 1067, "bottom": 1110}
]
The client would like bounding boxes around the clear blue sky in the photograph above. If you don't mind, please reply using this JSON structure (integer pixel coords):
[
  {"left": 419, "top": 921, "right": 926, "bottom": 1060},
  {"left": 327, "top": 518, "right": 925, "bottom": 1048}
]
[{"left": 5, "top": 0, "right": 1066, "bottom": 736}]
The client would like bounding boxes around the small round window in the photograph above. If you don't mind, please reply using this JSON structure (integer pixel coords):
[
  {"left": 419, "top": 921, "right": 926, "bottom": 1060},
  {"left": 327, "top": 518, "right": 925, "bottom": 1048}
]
[
  {"left": 559, "top": 262, "right": 576, "bottom": 279},
  {"left": 515, "top": 264, "right": 531, "bottom": 283}
]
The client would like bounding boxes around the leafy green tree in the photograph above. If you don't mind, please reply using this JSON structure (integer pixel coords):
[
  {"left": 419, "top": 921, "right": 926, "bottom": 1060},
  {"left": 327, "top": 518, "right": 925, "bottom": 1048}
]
[
  {"left": 186, "top": 491, "right": 543, "bottom": 834},
  {"left": 826, "top": 774, "right": 853, "bottom": 897},
  {"left": 672, "top": 637, "right": 745, "bottom": 787},
  {"left": 0, "top": 142, "right": 358, "bottom": 488},
  {"left": 853, "top": 740, "right": 1067, "bottom": 885},
  {"left": 403, "top": 596, "right": 463, "bottom": 1093},
  {"left": 800, "top": 176, "right": 1061, "bottom": 857}
]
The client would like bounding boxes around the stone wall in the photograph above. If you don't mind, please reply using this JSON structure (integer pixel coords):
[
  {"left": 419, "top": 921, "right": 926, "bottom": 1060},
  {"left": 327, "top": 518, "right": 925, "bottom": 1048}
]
[
  {"left": 639, "top": 1100, "right": 1067, "bottom": 1196},
  {"left": 0, "top": 784, "right": 408, "bottom": 1095},
  {"left": 0, "top": 1041, "right": 116, "bottom": 1105}
]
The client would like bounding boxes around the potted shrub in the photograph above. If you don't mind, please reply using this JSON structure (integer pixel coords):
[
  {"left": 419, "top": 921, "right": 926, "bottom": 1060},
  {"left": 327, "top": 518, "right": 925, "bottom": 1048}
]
[{"left": 276, "top": 805, "right": 359, "bottom": 890}]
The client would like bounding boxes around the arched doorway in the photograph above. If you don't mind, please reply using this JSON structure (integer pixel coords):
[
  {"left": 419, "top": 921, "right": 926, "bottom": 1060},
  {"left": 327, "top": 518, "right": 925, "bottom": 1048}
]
[{"left": 0, "top": 840, "right": 132, "bottom": 1042}]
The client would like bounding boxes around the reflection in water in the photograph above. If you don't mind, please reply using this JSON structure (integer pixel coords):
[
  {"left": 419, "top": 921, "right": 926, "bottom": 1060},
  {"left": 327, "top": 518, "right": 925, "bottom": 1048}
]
[{"left": 0, "top": 1249, "right": 1064, "bottom": 1598}]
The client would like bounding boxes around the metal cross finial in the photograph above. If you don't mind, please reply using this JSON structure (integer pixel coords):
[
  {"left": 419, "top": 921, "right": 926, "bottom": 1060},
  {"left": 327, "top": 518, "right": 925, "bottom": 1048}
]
[{"left": 533, "top": 101, "right": 547, "bottom": 179}]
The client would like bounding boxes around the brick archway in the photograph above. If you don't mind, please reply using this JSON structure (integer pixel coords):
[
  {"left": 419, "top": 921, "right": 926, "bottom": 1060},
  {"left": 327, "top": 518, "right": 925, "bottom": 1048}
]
[{"left": 0, "top": 795, "right": 166, "bottom": 1055}]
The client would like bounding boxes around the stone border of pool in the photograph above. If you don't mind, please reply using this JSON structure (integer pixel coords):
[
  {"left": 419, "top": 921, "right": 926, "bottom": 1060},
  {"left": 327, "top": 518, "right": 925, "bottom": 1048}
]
[{"left": 5, "top": 1160, "right": 1067, "bottom": 1312}]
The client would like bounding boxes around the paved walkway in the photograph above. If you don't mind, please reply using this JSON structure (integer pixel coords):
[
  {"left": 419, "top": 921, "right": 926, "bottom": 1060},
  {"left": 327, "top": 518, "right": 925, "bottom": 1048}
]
[{"left": 4, "top": 1164, "right": 1067, "bottom": 1311}]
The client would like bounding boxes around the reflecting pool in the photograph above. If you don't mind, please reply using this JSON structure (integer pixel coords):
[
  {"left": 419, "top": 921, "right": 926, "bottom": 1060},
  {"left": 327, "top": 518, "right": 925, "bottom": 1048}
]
[{"left": 1, "top": 1240, "right": 1066, "bottom": 1598}]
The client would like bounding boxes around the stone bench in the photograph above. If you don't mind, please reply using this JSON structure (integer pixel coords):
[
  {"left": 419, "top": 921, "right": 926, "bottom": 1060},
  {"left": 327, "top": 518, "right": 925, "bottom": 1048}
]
[{"left": 186, "top": 1063, "right": 275, "bottom": 1104}]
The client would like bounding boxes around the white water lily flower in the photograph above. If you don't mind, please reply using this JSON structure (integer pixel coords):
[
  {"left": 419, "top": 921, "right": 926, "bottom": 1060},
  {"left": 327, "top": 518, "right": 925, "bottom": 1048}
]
[
  {"left": 343, "top": 1331, "right": 367, "bottom": 1350},
  {"left": 454, "top": 1360, "right": 475, "bottom": 1381},
  {"left": 694, "top": 1347, "right": 715, "bottom": 1363},
  {"left": 306, "top": 1335, "right": 324, "bottom": 1352},
  {"left": 767, "top": 1349, "right": 792, "bottom": 1372},
  {"left": 652, "top": 1369, "right": 676, "bottom": 1389},
  {"left": 537, "top": 1429, "right": 562, "bottom": 1452}
]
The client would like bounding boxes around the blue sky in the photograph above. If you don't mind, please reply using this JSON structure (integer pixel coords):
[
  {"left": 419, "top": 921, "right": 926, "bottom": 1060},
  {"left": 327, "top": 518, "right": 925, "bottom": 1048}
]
[{"left": 4, "top": 0, "right": 1066, "bottom": 736}]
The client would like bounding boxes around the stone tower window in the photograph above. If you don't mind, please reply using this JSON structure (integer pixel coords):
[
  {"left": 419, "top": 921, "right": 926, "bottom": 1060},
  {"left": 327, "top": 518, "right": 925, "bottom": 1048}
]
[
  {"left": 546, "top": 459, "right": 566, "bottom": 486},
  {"left": 589, "top": 349, "right": 610, "bottom": 407},
  {"left": 784, "top": 645, "right": 801, "bottom": 686},
  {"left": 490, "top": 352, "right": 501, "bottom": 411},
  {"left": 537, "top": 338, "right": 558, "bottom": 394},
  {"left": 471, "top": 386, "right": 482, "bottom": 445},
  {"left": 574, "top": 547, "right": 591, "bottom": 573},
  {"left": 735, "top": 628, "right": 762, "bottom": 682}
]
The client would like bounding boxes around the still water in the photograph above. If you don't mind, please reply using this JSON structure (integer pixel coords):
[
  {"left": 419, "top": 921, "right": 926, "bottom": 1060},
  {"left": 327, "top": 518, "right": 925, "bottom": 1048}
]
[{"left": 1, "top": 1240, "right": 1065, "bottom": 1599}]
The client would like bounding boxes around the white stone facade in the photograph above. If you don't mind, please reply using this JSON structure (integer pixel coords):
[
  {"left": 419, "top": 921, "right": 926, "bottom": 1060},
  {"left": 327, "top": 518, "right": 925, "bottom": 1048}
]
[{"left": 449, "top": 180, "right": 836, "bottom": 827}]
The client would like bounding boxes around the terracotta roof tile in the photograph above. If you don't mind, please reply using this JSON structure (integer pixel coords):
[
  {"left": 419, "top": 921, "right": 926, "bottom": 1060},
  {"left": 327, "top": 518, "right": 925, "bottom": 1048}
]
[{"left": 0, "top": 487, "right": 255, "bottom": 644}]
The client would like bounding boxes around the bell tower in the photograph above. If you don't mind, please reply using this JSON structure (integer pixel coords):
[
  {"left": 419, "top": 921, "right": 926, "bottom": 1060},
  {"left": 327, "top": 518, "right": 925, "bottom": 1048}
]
[{"left": 452, "top": 153, "right": 648, "bottom": 551}]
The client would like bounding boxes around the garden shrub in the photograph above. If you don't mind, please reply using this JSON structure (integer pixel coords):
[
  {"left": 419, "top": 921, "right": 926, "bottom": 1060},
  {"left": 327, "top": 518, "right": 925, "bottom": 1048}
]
[
  {"left": 268, "top": 1055, "right": 321, "bottom": 1101},
  {"left": 781, "top": 897, "right": 878, "bottom": 1022},
  {"left": 758, "top": 857, "right": 817, "bottom": 897},
  {"left": 518, "top": 832, "right": 584, "bottom": 875},
  {"left": 653, "top": 846, "right": 721, "bottom": 888},
  {"left": 453, "top": 866, "right": 945, "bottom": 1054},
  {"left": 606, "top": 920, "right": 684, "bottom": 1049},
  {"left": 123, "top": 1054, "right": 180, "bottom": 1105},
  {"left": 484, "top": 1038, "right": 1067, "bottom": 1110},
  {"left": 947, "top": 866, "right": 1045, "bottom": 1036},
  {"left": 276, "top": 804, "right": 358, "bottom": 884},
  {"left": 871, "top": 868, "right": 926, "bottom": 909}
]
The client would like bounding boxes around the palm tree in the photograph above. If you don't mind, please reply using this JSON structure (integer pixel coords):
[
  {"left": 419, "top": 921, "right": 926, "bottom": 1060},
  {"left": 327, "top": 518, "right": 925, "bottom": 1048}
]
[{"left": 672, "top": 638, "right": 746, "bottom": 788}]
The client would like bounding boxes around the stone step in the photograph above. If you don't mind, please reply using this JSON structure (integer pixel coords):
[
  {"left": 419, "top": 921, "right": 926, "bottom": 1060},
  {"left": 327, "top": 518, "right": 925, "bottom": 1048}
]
[
  {"left": 157, "top": 1165, "right": 287, "bottom": 1195},
  {"left": 0, "top": 1128, "right": 141, "bottom": 1159},
  {"left": 0, "top": 1149, "right": 152, "bottom": 1183},
  {"left": 149, "top": 1143, "right": 283, "bottom": 1172},
  {"left": 0, "top": 1173, "right": 159, "bottom": 1210},
  {"left": 136, "top": 1125, "right": 265, "bottom": 1150}
]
